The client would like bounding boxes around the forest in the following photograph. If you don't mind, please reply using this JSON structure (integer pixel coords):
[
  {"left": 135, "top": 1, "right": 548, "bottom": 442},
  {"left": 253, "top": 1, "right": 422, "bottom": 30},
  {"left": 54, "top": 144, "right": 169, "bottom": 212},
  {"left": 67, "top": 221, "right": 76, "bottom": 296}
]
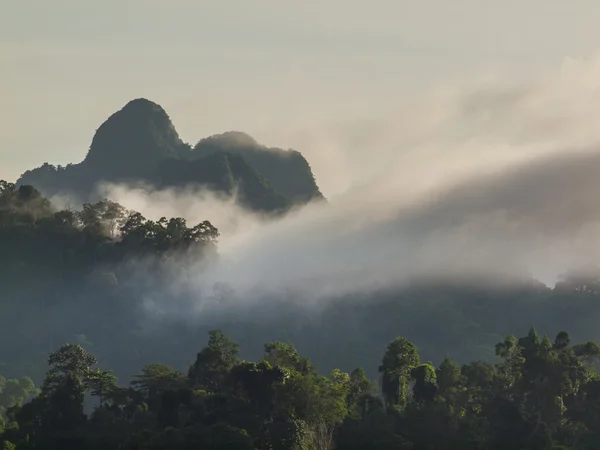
[
  {"left": 3, "top": 180, "right": 600, "bottom": 449},
  {"left": 2, "top": 325, "right": 600, "bottom": 449}
]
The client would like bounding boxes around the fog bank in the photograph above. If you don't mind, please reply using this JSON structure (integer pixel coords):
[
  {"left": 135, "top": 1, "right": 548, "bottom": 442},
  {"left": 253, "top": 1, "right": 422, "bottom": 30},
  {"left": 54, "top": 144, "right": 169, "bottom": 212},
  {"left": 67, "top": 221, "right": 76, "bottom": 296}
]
[{"left": 99, "top": 55, "right": 600, "bottom": 316}]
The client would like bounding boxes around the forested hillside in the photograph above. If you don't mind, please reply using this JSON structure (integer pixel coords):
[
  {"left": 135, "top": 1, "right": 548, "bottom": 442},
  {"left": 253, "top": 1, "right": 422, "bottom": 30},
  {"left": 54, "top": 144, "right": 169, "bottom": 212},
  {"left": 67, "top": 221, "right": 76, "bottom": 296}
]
[
  {"left": 17, "top": 99, "right": 323, "bottom": 213},
  {"left": 4, "top": 181, "right": 600, "bottom": 448},
  {"left": 3, "top": 180, "right": 600, "bottom": 382}
]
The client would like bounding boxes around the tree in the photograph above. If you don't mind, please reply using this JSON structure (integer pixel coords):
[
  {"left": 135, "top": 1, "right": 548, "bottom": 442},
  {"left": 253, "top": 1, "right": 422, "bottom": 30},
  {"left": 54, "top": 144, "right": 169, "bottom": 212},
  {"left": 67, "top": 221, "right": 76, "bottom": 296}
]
[
  {"left": 573, "top": 341, "right": 600, "bottom": 365},
  {"left": 436, "top": 357, "right": 463, "bottom": 396},
  {"left": 131, "top": 364, "right": 186, "bottom": 409},
  {"left": 346, "top": 368, "right": 376, "bottom": 418},
  {"left": 42, "top": 344, "right": 97, "bottom": 394},
  {"left": 78, "top": 200, "right": 127, "bottom": 238},
  {"left": 266, "top": 417, "right": 311, "bottom": 450},
  {"left": 83, "top": 369, "right": 117, "bottom": 407},
  {"left": 495, "top": 334, "right": 524, "bottom": 395},
  {"left": 1, "top": 441, "right": 16, "bottom": 450},
  {"left": 379, "top": 337, "right": 420, "bottom": 408},
  {"left": 264, "top": 342, "right": 314, "bottom": 375},
  {"left": 45, "top": 373, "right": 87, "bottom": 431},
  {"left": 411, "top": 363, "right": 437, "bottom": 402},
  {"left": 230, "top": 360, "right": 287, "bottom": 420},
  {"left": 0, "top": 376, "right": 37, "bottom": 413},
  {"left": 118, "top": 212, "right": 219, "bottom": 254},
  {"left": 189, "top": 330, "right": 240, "bottom": 392},
  {"left": 554, "top": 330, "right": 571, "bottom": 350}
]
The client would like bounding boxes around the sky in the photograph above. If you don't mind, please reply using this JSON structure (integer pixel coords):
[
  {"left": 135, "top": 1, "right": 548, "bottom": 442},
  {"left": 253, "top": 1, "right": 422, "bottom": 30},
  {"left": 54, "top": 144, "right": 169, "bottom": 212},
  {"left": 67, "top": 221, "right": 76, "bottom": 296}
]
[{"left": 3, "top": 0, "right": 600, "bottom": 196}]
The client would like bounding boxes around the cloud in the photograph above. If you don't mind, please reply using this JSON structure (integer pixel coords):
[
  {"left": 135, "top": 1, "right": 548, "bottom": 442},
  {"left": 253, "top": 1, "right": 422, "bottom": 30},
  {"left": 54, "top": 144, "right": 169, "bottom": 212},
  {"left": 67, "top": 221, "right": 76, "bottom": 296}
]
[{"left": 99, "top": 54, "right": 600, "bottom": 319}]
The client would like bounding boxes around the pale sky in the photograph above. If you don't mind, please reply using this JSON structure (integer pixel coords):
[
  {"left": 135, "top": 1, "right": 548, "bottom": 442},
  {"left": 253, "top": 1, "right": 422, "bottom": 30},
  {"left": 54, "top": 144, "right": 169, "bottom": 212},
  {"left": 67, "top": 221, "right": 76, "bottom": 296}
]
[{"left": 2, "top": 0, "right": 600, "bottom": 195}]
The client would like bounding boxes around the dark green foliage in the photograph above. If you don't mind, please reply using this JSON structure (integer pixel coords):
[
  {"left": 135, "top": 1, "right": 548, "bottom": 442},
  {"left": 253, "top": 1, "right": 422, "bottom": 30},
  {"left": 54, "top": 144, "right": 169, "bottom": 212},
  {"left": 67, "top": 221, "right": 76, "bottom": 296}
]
[
  {"left": 131, "top": 364, "right": 186, "bottom": 411},
  {"left": 4, "top": 328, "right": 597, "bottom": 449},
  {"left": 266, "top": 417, "right": 311, "bottom": 450},
  {"left": 336, "top": 411, "right": 412, "bottom": 450},
  {"left": 379, "top": 337, "right": 420, "bottom": 408},
  {"left": 0, "top": 183, "right": 219, "bottom": 383},
  {"left": 411, "top": 363, "right": 437, "bottom": 402},
  {"left": 0, "top": 376, "right": 37, "bottom": 414},
  {"left": 188, "top": 330, "right": 240, "bottom": 392},
  {"left": 263, "top": 342, "right": 314, "bottom": 376}
]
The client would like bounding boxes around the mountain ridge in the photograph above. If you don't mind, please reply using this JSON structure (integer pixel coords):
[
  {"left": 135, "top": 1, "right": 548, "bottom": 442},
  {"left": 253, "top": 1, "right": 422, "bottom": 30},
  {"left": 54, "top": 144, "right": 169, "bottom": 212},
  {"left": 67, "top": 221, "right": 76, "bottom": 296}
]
[{"left": 17, "top": 98, "right": 323, "bottom": 213}]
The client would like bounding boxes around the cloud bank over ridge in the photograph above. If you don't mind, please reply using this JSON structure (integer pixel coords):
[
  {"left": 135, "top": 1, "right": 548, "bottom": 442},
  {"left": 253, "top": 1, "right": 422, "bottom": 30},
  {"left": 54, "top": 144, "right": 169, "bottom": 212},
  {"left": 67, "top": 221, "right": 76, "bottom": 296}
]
[{"left": 96, "top": 55, "right": 600, "bottom": 317}]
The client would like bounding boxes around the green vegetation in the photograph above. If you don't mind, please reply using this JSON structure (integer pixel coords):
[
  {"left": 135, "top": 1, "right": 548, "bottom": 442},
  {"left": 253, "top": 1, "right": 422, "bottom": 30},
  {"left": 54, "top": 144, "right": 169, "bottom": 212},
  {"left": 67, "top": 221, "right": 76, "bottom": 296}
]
[
  {"left": 6, "top": 180, "right": 600, "bottom": 447},
  {"left": 0, "top": 180, "right": 219, "bottom": 382},
  {"left": 2, "top": 328, "right": 600, "bottom": 449},
  {"left": 17, "top": 99, "right": 322, "bottom": 213}
]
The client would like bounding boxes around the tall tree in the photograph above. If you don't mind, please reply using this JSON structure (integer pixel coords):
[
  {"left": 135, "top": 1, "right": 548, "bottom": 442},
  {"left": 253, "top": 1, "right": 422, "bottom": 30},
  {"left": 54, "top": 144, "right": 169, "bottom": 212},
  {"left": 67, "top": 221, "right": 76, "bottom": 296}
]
[
  {"left": 379, "top": 337, "right": 420, "bottom": 409},
  {"left": 189, "top": 330, "right": 240, "bottom": 392},
  {"left": 131, "top": 364, "right": 186, "bottom": 409},
  {"left": 83, "top": 369, "right": 117, "bottom": 407},
  {"left": 42, "top": 344, "right": 97, "bottom": 395}
]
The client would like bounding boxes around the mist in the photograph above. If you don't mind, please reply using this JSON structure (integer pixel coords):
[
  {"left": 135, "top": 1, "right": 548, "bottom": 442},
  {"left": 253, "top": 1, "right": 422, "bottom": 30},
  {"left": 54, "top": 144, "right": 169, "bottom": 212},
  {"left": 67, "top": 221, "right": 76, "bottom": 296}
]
[{"left": 91, "top": 55, "right": 600, "bottom": 319}]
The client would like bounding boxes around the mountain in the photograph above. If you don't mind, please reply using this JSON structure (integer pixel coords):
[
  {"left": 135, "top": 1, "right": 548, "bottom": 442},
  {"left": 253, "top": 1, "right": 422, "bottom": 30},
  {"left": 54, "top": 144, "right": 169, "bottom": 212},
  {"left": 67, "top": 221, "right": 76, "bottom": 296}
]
[
  {"left": 157, "top": 152, "right": 291, "bottom": 212},
  {"left": 83, "top": 98, "right": 189, "bottom": 178},
  {"left": 193, "top": 131, "right": 322, "bottom": 204},
  {"left": 17, "top": 99, "right": 323, "bottom": 213}
]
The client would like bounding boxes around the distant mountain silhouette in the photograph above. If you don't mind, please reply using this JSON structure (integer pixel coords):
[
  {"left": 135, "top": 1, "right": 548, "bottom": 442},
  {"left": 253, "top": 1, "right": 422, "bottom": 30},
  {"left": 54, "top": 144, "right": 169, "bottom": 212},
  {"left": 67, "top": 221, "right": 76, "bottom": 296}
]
[
  {"left": 18, "top": 98, "right": 323, "bottom": 213},
  {"left": 84, "top": 98, "right": 190, "bottom": 178},
  {"left": 193, "top": 131, "right": 321, "bottom": 204}
]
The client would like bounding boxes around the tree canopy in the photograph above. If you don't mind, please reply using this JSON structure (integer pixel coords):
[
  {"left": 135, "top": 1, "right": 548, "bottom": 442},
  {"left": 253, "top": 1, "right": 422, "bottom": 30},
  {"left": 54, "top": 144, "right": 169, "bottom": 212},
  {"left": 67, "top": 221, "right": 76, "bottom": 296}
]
[{"left": 2, "top": 328, "right": 600, "bottom": 449}]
